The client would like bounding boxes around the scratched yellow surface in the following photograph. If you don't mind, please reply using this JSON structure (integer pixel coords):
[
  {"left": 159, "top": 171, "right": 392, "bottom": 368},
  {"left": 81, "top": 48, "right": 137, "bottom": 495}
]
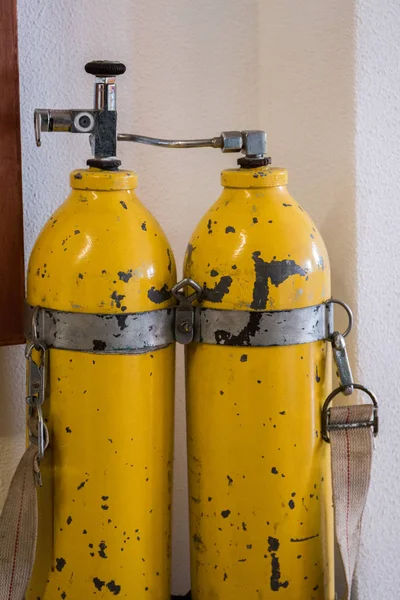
[
  {"left": 184, "top": 166, "right": 334, "bottom": 600},
  {"left": 26, "top": 168, "right": 176, "bottom": 600}
]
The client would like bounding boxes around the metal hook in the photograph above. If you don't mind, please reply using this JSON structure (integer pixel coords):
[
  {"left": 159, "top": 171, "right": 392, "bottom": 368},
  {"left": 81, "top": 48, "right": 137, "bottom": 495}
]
[{"left": 327, "top": 298, "right": 353, "bottom": 338}]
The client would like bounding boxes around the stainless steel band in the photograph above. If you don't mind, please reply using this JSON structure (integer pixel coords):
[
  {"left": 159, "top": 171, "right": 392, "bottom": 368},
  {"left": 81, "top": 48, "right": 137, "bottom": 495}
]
[
  {"left": 25, "top": 304, "right": 175, "bottom": 354},
  {"left": 25, "top": 300, "right": 334, "bottom": 354},
  {"left": 193, "top": 303, "right": 333, "bottom": 347}
]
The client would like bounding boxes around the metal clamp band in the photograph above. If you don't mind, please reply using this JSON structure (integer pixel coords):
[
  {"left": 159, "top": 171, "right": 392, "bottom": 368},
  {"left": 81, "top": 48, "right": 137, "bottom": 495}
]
[
  {"left": 25, "top": 304, "right": 174, "bottom": 354},
  {"left": 25, "top": 297, "right": 339, "bottom": 353},
  {"left": 193, "top": 302, "right": 333, "bottom": 347}
]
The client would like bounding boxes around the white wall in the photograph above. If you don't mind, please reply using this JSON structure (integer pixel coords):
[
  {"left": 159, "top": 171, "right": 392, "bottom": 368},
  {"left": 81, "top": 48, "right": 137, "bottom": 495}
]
[
  {"left": 0, "top": 0, "right": 397, "bottom": 596},
  {"left": 354, "top": 0, "right": 400, "bottom": 597}
]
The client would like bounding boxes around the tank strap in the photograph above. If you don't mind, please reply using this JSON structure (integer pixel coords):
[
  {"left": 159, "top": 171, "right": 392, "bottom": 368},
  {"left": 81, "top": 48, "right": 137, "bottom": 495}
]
[
  {"left": 193, "top": 303, "right": 333, "bottom": 346},
  {"left": 25, "top": 303, "right": 175, "bottom": 353},
  {"left": 323, "top": 381, "right": 378, "bottom": 598},
  {"left": 25, "top": 299, "right": 337, "bottom": 352},
  {"left": 0, "top": 337, "right": 50, "bottom": 600},
  {"left": 0, "top": 444, "right": 40, "bottom": 600}
]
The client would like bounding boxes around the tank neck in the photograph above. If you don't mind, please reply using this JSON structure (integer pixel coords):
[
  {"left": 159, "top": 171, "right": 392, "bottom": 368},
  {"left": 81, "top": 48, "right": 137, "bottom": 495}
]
[
  {"left": 221, "top": 166, "right": 288, "bottom": 189},
  {"left": 70, "top": 168, "right": 138, "bottom": 191}
]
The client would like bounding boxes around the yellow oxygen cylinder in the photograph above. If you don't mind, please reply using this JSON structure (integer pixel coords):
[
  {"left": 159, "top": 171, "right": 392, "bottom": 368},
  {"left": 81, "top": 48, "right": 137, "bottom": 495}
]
[
  {"left": 184, "top": 165, "right": 334, "bottom": 599},
  {"left": 26, "top": 62, "right": 176, "bottom": 600}
]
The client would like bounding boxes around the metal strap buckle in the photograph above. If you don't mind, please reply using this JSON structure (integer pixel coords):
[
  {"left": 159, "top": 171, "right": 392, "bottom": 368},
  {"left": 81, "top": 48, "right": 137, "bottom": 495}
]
[
  {"left": 172, "top": 278, "right": 202, "bottom": 344},
  {"left": 321, "top": 384, "right": 379, "bottom": 443},
  {"left": 25, "top": 307, "right": 49, "bottom": 484}
]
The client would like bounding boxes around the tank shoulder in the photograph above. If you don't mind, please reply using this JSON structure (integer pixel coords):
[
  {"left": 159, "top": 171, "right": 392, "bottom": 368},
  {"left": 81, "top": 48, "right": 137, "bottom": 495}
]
[
  {"left": 28, "top": 187, "right": 176, "bottom": 313},
  {"left": 184, "top": 185, "right": 330, "bottom": 311}
]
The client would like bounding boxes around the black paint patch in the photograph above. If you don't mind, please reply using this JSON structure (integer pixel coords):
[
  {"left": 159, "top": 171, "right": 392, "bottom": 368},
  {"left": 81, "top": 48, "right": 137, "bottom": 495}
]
[
  {"left": 210, "top": 269, "right": 219, "bottom": 277},
  {"left": 268, "top": 537, "right": 279, "bottom": 552},
  {"left": 225, "top": 226, "right": 235, "bottom": 233},
  {"left": 251, "top": 251, "right": 307, "bottom": 309},
  {"left": 207, "top": 219, "right": 212, "bottom": 233},
  {"left": 118, "top": 270, "right": 132, "bottom": 283},
  {"left": 203, "top": 276, "right": 233, "bottom": 303},
  {"left": 282, "top": 203, "right": 292, "bottom": 207},
  {"left": 315, "top": 366, "right": 321, "bottom": 383},
  {"left": 186, "top": 244, "right": 195, "bottom": 271},
  {"left": 240, "top": 354, "right": 248, "bottom": 362},
  {"left": 141, "top": 222, "right": 147, "bottom": 231},
  {"left": 214, "top": 312, "right": 262, "bottom": 346},
  {"left": 242, "top": 522, "right": 247, "bottom": 531},
  {"left": 101, "top": 505, "right": 109, "bottom": 510},
  {"left": 253, "top": 217, "right": 258, "bottom": 223},
  {"left": 289, "top": 499, "right": 295, "bottom": 509},
  {"left": 221, "top": 510, "right": 231, "bottom": 518},
  {"left": 227, "top": 475, "right": 233, "bottom": 486},
  {"left": 93, "top": 340, "right": 107, "bottom": 352},
  {"left": 66, "top": 427, "right": 72, "bottom": 433},
  {"left": 74, "top": 230, "right": 80, "bottom": 235},
  {"left": 147, "top": 284, "right": 172, "bottom": 304},
  {"left": 115, "top": 314, "right": 128, "bottom": 331},
  {"left": 271, "top": 467, "right": 278, "bottom": 475},
  {"left": 74, "top": 173, "right": 83, "bottom": 180},
  {"left": 93, "top": 577, "right": 105, "bottom": 591},
  {"left": 110, "top": 291, "right": 126, "bottom": 309},
  {"left": 55, "top": 557, "right": 66, "bottom": 572},
  {"left": 98, "top": 541, "right": 108, "bottom": 558},
  {"left": 167, "top": 249, "right": 172, "bottom": 273},
  {"left": 106, "top": 580, "right": 121, "bottom": 595},
  {"left": 290, "top": 534, "right": 319, "bottom": 543},
  {"left": 268, "top": 537, "right": 289, "bottom": 591},
  {"left": 77, "top": 481, "right": 86, "bottom": 490},
  {"left": 61, "top": 592, "right": 66, "bottom": 599},
  {"left": 120, "top": 201, "right": 128, "bottom": 210},
  {"left": 66, "top": 516, "right": 72, "bottom": 525}
]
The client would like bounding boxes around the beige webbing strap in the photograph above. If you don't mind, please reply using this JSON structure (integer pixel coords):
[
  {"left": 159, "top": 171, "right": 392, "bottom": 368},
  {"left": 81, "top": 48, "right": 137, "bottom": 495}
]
[
  {"left": 0, "top": 444, "right": 40, "bottom": 600},
  {"left": 329, "top": 404, "right": 375, "bottom": 600}
]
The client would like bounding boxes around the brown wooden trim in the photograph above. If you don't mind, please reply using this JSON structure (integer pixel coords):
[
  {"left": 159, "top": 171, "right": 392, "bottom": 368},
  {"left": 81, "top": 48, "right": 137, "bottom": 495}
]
[{"left": 0, "top": 0, "right": 25, "bottom": 345}]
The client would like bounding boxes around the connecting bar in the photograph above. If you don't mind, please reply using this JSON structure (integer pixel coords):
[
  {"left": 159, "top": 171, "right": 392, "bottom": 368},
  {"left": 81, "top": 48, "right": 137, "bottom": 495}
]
[
  {"left": 117, "top": 133, "right": 223, "bottom": 149},
  {"left": 118, "top": 130, "right": 267, "bottom": 157}
]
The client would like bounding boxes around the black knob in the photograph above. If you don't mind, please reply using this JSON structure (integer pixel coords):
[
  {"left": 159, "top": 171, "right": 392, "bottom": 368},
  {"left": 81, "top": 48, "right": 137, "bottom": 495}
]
[{"left": 85, "top": 61, "right": 126, "bottom": 77}]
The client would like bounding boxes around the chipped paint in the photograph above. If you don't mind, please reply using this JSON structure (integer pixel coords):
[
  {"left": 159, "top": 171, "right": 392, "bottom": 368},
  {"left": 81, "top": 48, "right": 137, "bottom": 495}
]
[
  {"left": 203, "top": 276, "right": 233, "bottom": 303},
  {"left": 251, "top": 251, "right": 307, "bottom": 310}
]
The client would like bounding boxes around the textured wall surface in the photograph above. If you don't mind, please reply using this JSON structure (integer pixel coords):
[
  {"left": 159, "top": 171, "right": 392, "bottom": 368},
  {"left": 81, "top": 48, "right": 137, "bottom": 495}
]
[
  {"left": 0, "top": 0, "right": 397, "bottom": 596},
  {"left": 354, "top": 0, "right": 400, "bottom": 597}
]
